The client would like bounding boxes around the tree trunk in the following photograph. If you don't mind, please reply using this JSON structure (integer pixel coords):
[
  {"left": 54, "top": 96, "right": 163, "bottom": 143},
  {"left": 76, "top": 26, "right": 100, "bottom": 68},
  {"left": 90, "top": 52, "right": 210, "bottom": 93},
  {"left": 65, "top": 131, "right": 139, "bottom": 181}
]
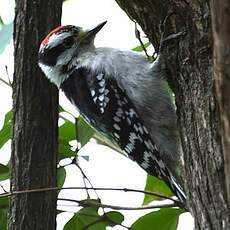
[
  {"left": 115, "top": 0, "right": 230, "bottom": 229},
  {"left": 212, "top": 0, "right": 230, "bottom": 207},
  {"left": 9, "top": 0, "right": 62, "bottom": 229}
]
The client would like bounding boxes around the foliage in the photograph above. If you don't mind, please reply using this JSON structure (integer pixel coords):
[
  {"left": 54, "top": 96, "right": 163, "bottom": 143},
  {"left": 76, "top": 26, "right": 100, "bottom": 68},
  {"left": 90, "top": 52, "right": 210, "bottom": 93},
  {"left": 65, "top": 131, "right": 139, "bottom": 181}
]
[
  {"left": 131, "top": 208, "right": 184, "bottom": 230},
  {"left": 64, "top": 205, "right": 124, "bottom": 230},
  {"left": 57, "top": 167, "right": 66, "bottom": 189},
  {"left": 0, "top": 209, "right": 7, "bottom": 230},
  {"left": 143, "top": 175, "right": 173, "bottom": 204},
  {"left": 77, "top": 117, "right": 95, "bottom": 147},
  {"left": 0, "top": 196, "right": 8, "bottom": 229},
  {"left": 0, "top": 110, "right": 12, "bottom": 149},
  {"left": 0, "top": 164, "right": 9, "bottom": 181},
  {"left": 132, "top": 42, "right": 150, "bottom": 52}
]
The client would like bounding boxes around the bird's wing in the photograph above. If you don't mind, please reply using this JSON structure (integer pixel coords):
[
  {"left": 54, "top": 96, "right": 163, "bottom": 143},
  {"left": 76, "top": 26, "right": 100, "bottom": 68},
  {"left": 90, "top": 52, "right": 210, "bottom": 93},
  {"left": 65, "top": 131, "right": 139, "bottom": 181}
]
[
  {"left": 62, "top": 66, "right": 186, "bottom": 204},
  {"left": 79, "top": 68, "right": 109, "bottom": 114}
]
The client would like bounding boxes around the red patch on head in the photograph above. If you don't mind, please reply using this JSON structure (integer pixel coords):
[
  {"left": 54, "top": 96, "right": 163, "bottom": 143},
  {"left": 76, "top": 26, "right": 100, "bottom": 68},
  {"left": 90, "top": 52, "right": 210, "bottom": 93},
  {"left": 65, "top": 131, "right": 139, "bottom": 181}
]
[
  {"left": 42, "top": 26, "right": 66, "bottom": 45},
  {"left": 41, "top": 25, "right": 79, "bottom": 45}
]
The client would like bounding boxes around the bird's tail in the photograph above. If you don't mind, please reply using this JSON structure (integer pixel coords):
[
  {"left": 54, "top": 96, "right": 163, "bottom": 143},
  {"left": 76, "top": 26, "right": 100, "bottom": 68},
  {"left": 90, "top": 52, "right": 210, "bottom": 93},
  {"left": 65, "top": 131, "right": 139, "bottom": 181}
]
[{"left": 168, "top": 174, "right": 186, "bottom": 206}]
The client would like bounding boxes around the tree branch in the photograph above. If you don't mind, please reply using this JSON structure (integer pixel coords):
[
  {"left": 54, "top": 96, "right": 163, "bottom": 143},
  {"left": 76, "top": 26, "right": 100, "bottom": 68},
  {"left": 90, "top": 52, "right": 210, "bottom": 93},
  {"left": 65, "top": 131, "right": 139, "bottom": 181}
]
[
  {"left": 0, "top": 186, "right": 180, "bottom": 204},
  {"left": 58, "top": 198, "right": 177, "bottom": 211},
  {"left": 0, "top": 77, "right": 11, "bottom": 87}
]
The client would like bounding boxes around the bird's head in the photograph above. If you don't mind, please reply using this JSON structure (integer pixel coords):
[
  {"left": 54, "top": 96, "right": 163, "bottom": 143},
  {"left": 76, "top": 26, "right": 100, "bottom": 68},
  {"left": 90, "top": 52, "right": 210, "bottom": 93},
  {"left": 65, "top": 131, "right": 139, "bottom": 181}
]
[
  {"left": 38, "top": 21, "right": 106, "bottom": 87},
  {"left": 38, "top": 21, "right": 107, "bottom": 67}
]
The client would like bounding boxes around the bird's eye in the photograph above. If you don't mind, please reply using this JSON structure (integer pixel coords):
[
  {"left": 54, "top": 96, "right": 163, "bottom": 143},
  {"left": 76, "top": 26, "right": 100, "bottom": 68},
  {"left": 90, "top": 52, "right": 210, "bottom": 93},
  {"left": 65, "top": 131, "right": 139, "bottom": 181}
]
[{"left": 63, "top": 37, "right": 74, "bottom": 48}]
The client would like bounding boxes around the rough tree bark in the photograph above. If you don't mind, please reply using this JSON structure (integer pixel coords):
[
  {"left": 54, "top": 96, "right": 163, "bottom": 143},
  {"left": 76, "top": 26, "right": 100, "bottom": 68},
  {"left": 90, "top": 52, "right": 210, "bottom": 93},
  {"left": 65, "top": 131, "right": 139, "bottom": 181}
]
[
  {"left": 115, "top": 1, "right": 229, "bottom": 229},
  {"left": 212, "top": 1, "right": 230, "bottom": 207},
  {"left": 9, "top": 0, "right": 62, "bottom": 229}
]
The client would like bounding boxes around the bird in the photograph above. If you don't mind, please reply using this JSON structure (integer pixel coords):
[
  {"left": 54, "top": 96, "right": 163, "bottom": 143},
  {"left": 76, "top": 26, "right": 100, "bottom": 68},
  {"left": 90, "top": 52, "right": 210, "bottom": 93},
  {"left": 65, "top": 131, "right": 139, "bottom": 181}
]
[{"left": 38, "top": 21, "right": 186, "bottom": 205}]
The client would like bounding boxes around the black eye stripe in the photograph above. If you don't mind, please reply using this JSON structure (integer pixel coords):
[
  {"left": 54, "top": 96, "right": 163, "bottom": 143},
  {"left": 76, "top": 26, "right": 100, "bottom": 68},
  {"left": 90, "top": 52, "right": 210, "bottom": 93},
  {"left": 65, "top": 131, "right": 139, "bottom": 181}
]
[
  {"left": 39, "top": 43, "right": 66, "bottom": 66},
  {"left": 39, "top": 36, "right": 75, "bottom": 66},
  {"left": 63, "top": 36, "right": 75, "bottom": 48}
]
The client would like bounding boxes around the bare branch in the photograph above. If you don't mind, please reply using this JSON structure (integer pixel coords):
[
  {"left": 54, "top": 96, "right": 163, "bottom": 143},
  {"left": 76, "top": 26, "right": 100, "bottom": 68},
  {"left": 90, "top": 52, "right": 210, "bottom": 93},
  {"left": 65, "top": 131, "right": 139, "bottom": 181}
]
[
  {"left": 0, "top": 186, "right": 180, "bottom": 204},
  {"left": 0, "top": 184, "right": 7, "bottom": 193},
  {"left": 134, "top": 22, "right": 150, "bottom": 59},
  {"left": 58, "top": 197, "right": 177, "bottom": 211},
  {"left": 0, "top": 77, "right": 11, "bottom": 87},
  {"left": 5, "top": 65, "right": 12, "bottom": 86}
]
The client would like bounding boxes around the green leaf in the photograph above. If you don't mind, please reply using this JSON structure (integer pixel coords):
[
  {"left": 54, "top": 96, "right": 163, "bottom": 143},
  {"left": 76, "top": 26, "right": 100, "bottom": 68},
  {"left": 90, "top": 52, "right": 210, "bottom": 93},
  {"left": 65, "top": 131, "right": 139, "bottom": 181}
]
[
  {"left": 131, "top": 208, "right": 184, "bottom": 230},
  {"left": 77, "top": 117, "right": 94, "bottom": 147},
  {"left": 0, "top": 172, "right": 9, "bottom": 181},
  {"left": 0, "top": 196, "right": 9, "bottom": 209},
  {"left": 102, "top": 211, "right": 124, "bottom": 227},
  {"left": 0, "top": 110, "right": 12, "bottom": 149},
  {"left": 0, "top": 164, "right": 8, "bottom": 174},
  {"left": 0, "top": 209, "right": 7, "bottom": 230},
  {"left": 64, "top": 206, "right": 106, "bottom": 230},
  {"left": 58, "top": 120, "right": 78, "bottom": 160},
  {"left": 57, "top": 167, "right": 66, "bottom": 188},
  {"left": 59, "top": 120, "right": 75, "bottom": 142},
  {"left": 143, "top": 175, "right": 173, "bottom": 204},
  {"left": 58, "top": 140, "right": 76, "bottom": 160},
  {"left": 132, "top": 42, "right": 150, "bottom": 52},
  {"left": 64, "top": 204, "right": 124, "bottom": 230},
  {"left": 0, "top": 164, "right": 9, "bottom": 181},
  {"left": 0, "top": 22, "right": 13, "bottom": 54}
]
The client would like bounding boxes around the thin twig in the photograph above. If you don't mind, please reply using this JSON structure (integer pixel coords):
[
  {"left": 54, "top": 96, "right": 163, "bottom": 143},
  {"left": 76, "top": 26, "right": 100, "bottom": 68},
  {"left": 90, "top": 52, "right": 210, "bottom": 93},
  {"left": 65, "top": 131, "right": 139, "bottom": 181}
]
[
  {"left": 74, "top": 118, "right": 91, "bottom": 199},
  {"left": 0, "top": 77, "right": 11, "bottom": 87},
  {"left": 0, "top": 186, "right": 180, "bottom": 204},
  {"left": 59, "top": 114, "right": 73, "bottom": 122},
  {"left": 0, "top": 65, "right": 12, "bottom": 88},
  {"left": 74, "top": 118, "right": 103, "bottom": 205},
  {"left": 0, "top": 184, "right": 7, "bottom": 193},
  {"left": 75, "top": 161, "right": 102, "bottom": 201},
  {"left": 5, "top": 65, "right": 12, "bottom": 87},
  {"left": 58, "top": 198, "right": 177, "bottom": 211},
  {"left": 59, "top": 109, "right": 77, "bottom": 119},
  {"left": 134, "top": 22, "right": 150, "bottom": 59}
]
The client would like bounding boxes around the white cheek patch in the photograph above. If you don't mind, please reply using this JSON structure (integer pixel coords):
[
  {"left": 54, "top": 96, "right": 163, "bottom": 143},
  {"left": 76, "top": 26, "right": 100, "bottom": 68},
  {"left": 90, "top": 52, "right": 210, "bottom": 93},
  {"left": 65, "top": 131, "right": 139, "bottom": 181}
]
[{"left": 38, "top": 63, "right": 67, "bottom": 88}]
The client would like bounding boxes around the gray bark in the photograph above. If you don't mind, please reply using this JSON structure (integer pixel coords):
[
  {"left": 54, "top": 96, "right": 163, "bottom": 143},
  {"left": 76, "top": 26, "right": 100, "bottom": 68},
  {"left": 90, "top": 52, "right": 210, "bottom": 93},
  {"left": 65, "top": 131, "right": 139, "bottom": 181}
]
[
  {"left": 9, "top": 0, "right": 62, "bottom": 229},
  {"left": 115, "top": 0, "right": 230, "bottom": 229},
  {"left": 212, "top": 0, "right": 230, "bottom": 210}
]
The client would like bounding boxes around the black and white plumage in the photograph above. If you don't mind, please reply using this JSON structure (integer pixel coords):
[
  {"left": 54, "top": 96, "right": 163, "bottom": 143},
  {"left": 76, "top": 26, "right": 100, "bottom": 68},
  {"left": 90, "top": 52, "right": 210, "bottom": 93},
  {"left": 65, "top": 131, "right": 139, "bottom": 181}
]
[{"left": 38, "top": 22, "right": 186, "bottom": 204}]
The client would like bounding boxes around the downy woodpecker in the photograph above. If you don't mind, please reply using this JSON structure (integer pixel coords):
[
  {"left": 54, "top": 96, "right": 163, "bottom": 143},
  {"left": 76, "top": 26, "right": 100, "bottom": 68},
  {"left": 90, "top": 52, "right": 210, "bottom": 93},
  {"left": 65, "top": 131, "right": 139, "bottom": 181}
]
[{"left": 38, "top": 21, "right": 186, "bottom": 204}]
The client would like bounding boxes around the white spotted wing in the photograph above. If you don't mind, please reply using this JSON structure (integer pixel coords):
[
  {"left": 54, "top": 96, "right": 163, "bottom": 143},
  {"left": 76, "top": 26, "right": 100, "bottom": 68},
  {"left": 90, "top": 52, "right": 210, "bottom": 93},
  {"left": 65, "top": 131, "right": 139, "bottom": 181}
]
[{"left": 84, "top": 70, "right": 110, "bottom": 113}]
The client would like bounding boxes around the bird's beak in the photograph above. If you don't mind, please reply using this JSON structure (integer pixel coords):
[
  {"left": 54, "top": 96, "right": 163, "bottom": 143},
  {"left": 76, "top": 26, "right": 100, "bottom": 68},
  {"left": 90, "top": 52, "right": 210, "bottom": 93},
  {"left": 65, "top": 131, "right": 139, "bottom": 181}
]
[{"left": 81, "top": 21, "right": 107, "bottom": 43}]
